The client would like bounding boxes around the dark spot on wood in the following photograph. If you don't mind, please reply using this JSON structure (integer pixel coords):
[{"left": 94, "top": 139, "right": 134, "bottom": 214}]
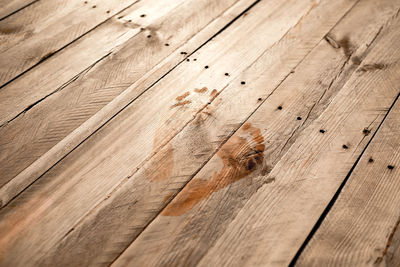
[
  {"left": 106, "top": 10, "right": 110, "bottom": 13},
  {"left": 338, "top": 36, "right": 352, "bottom": 57},
  {"left": 186, "top": 59, "right": 190, "bottom": 62},
  {"left": 92, "top": 5, "right": 96, "bottom": 8},
  {"left": 277, "top": 106, "right": 283, "bottom": 110},
  {"left": 147, "top": 35, "right": 151, "bottom": 38},
  {"left": 225, "top": 73, "right": 229, "bottom": 76},
  {"left": 258, "top": 98, "right": 262, "bottom": 101},
  {"left": 241, "top": 81, "right": 246, "bottom": 85},
  {"left": 368, "top": 157, "right": 374, "bottom": 163},
  {"left": 140, "top": 14, "right": 146, "bottom": 17},
  {"left": 180, "top": 51, "right": 187, "bottom": 55},
  {"left": 342, "top": 144, "right": 348, "bottom": 149},
  {"left": 193, "top": 58, "right": 197, "bottom": 61},
  {"left": 204, "top": 65, "right": 209, "bottom": 69},
  {"left": 118, "top": 16, "right": 124, "bottom": 19},
  {"left": 319, "top": 129, "right": 325, "bottom": 133},
  {"left": 352, "top": 56, "right": 361, "bottom": 65},
  {"left": 194, "top": 87, "right": 207, "bottom": 93},
  {"left": 84, "top": 1, "right": 88, "bottom": 3},
  {"left": 265, "top": 177, "right": 275, "bottom": 184},
  {"left": 176, "top": 91, "right": 190, "bottom": 101},
  {"left": 290, "top": 70, "right": 295, "bottom": 74},
  {"left": 0, "top": 25, "right": 23, "bottom": 34},
  {"left": 388, "top": 165, "right": 394, "bottom": 170},
  {"left": 363, "top": 128, "right": 371, "bottom": 136},
  {"left": 162, "top": 123, "right": 265, "bottom": 216},
  {"left": 164, "top": 43, "right": 169, "bottom": 46},
  {"left": 358, "top": 63, "right": 387, "bottom": 72},
  {"left": 297, "top": 116, "right": 302, "bottom": 120}
]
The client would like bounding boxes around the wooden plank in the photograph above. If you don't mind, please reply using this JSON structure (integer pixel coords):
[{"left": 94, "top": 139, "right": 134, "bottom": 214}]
[
  {"left": 0, "top": 0, "right": 325, "bottom": 265},
  {"left": 0, "top": 0, "right": 141, "bottom": 87},
  {"left": 295, "top": 97, "right": 400, "bottom": 266},
  {"left": 0, "top": 1, "right": 332, "bottom": 264},
  {"left": 188, "top": 13, "right": 400, "bottom": 267},
  {"left": 0, "top": 0, "right": 185, "bottom": 126},
  {"left": 33, "top": 0, "right": 384, "bottom": 265},
  {"left": 0, "top": 0, "right": 252, "bottom": 206},
  {"left": 0, "top": 0, "right": 36, "bottom": 20},
  {"left": 110, "top": 0, "right": 400, "bottom": 266}
]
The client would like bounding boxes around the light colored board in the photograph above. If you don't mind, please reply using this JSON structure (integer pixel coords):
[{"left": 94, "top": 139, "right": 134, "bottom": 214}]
[
  {"left": 14, "top": 0, "right": 382, "bottom": 265},
  {"left": 0, "top": 0, "right": 315, "bottom": 265},
  {"left": 296, "top": 97, "right": 400, "bottom": 266},
  {"left": 190, "top": 13, "right": 400, "bottom": 267},
  {"left": 0, "top": 0, "right": 252, "bottom": 206},
  {"left": 0, "top": 0, "right": 36, "bottom": 20},
  {"left": 111, "top": 0, "right": 400, "bottom": 265},
  {"left": 0, "top": 0, "right": 140, "bottom": 87},
  {"left": 0, "top": 0, "right": 185, "bottom": 126}
]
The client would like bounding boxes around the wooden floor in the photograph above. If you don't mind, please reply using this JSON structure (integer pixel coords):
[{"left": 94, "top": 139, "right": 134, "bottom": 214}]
[{"left": 0, "top": 0, "right": 400, "bottom": 266}]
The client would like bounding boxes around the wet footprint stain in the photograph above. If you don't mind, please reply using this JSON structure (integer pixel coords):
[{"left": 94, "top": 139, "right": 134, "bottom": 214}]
[{"left": 162, "top": 123, "right": 265, "bottom": 216}]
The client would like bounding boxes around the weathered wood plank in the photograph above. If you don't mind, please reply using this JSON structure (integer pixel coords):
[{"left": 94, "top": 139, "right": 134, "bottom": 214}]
[
  {"left": 0, "top": 0, "right": 251, "bottom": 206},
  {"left": 0, "top": 0, "right": 313, "bottom": 265},
  {"left": 0, "top": 0, "right": 184, "bottom": 126},
  {"left": 191, "top": 12, "right": 400, "bottom": 267},
  {"left": 0, "top": 0, "right": 141, "bottom": 87},
  {"left": 111, "top": 0, "right": 400, "bottom": 266},
  {"left": 0, "top": 0, "right": 36, "bottom": 20},
  {"left": 295, "top": 96, "right": 400, "bottom": 266}
]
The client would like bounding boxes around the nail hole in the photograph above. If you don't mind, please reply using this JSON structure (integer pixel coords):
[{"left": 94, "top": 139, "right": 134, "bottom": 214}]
[
  {"left": 225, "top": 73, "right": 229, "bottom": 76},
  {"left": 342, "top": 144, "right": 348, "bottom": 149},
  {"left": 205, "top": 65, "right": 209, "bottom": 69},
  {"left": 128, "top": 19, "right": 132, "bottom": 22},
  {"left": 193, "top": 59, "right": 197, "bottom": 61},
  {"left": 277, "top": 106, "right": 283, "bottom": 110},
  {"left": 241, "top": 81, "right": 246, "bottom": 85},
  {"left": 118, "top": 16, "right": 124, "bottom": 19},
  {"left": 297, "top": 116, "right": 302, "bottom": 120},
  {"left": 186, "top": 59, "right": 190, "bottom": 62},
  {"left": 106, "top": 10, "right": 110, "bottom": 13},
  {"left": 165, "top": 43, "right": 169, "bottom": 46},
  {"left": 258, "top": 98, "right": 262, "bottom": 101},
  {"left": 92, "top": 5, "right": 96, "bottom": 8},
  {"left": 388, "top": 165, "right": 394, "bottom": 170},
  {"left": 84, "top": 1, "right": 88, "bottom": 3},
  {"left": 140, "top": 14, "right": 146, "bottom": 17},
  {"left": 368, "top": 158, "right": 374, "bottom": 163},
  {"left": 180, "top": 52, "right": 187, "bottom": 55},
  {"left": 363, "top": 128, "right": 371, "bottom": 135},
  {"left": 147, "top": 35, "right": 151, "bottom": 38},
  {"left": 319, "top": 129, "right": 325, "bottom": 133}
]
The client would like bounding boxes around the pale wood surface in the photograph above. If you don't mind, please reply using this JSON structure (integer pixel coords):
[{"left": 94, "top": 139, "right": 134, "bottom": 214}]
[
  {"left": 296, "top": 93, "right": 400, "bottom": 266},
  {"left": 0, "top": 0, "right": 399, "bottom": 266}
]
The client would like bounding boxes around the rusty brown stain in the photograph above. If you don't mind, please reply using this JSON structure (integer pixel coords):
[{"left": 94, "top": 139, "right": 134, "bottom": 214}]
[
  {"left": 170, "top": 100, "right": 191, "bottom": 109},
  {"left": 162, "top": 123, "right": 265, "bottom": 216},
  {"left": 146, "top": 142, "right": 174, "bottom": 182},
  {"left": 0, "top": 194, "right": 50, "bottom": 262},
  {"left": 176, "top": 92, "right": 190, "bottom": 101},
  {"left": 210, "top": 89, "right": 218, "bottom": 98},
  {"left": 0, "top": 25, "right": 23, "bottom": 34},
  {"left": 194, "top": 87, "right": 207, "bottom": 93}
]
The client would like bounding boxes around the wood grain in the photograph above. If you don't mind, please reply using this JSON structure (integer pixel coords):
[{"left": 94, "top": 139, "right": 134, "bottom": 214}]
[
  {"left": 0, "top": 0, "right": 313, "bottom": 265},
  {"left": 190, "top": 12, "right": 400, "bottom": 266},
  {"left": 0, "top": 0, "right": 36, "bottom": 20},
  {"left": 295, "top": 94, "right": 400, "bottom": 266},
  {"left": 0, "top": 0, "right": 252, "bottom": 207},
  {"left": 0, "top": 0, "right": 185, "bottom": 126},
  {"left": 0, "top": 0, "right": 140, "bottom": 87},
  {"left": 111, "top": 0, "right": 400, "bottom": 266}
]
